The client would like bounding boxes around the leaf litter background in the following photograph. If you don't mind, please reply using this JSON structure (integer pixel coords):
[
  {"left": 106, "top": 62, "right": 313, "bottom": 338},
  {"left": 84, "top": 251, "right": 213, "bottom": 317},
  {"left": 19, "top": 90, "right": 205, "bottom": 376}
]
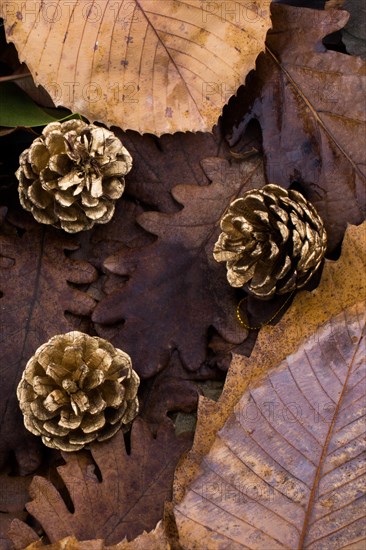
[{"left": 0, "top": 0, "right": 365, "bottom": 548}]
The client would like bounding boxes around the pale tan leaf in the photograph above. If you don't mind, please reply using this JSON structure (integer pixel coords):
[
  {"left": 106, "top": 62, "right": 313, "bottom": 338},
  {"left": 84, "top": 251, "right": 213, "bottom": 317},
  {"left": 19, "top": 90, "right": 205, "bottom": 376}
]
[
  {"left": 1, "top": 0, "right": 271, "bottom": 135},
  {"left": 21, "top": 522, "right": 168, "bottom": 549},
  {"left": 174, "top": 221, "right": 366, "bottom": 501},
  {"left": 175, "top": 300, "right": 366, "bottom": 548}
]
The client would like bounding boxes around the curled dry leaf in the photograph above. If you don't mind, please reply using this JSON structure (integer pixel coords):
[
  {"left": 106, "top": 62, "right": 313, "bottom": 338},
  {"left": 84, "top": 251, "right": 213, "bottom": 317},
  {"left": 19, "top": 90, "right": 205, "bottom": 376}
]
[
  {"left": 92, "top": 158, "right": 269, "bottom": 378},
  {"left": 174, "top": 221, "right": 366, "bottom": 501},
  {"left": 12, "top": 419, "right": 190, "bottom": 545},
  {"left": 0, "top": 214, "right": 97, "bottom": 473},
  {"left": 227, "top": 4, "right": 366, "bottom": 250},
  {"left": 1, "top": 1, "right": 271, "bottom": 135},
  {"left": 175, "top": 300, "right": 366, "bottom": 548}
]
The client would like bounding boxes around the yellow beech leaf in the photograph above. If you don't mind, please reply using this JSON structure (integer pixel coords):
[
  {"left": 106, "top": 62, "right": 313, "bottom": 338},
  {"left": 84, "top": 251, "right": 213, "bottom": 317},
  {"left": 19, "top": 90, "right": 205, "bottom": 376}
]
[{"left": 1, "top": 0, "right": 271, "bottom": 135}]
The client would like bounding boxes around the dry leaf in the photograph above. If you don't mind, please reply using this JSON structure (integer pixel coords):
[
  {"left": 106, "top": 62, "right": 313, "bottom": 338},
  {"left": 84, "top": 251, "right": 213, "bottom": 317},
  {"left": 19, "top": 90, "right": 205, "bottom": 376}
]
[
  {"left": 175, "top": 300, "right": 365, "bottom": 548},
  {"left": 174, "top": 221, "right": 366, "bottom": 501},
  {"left": 227, "top": 4, "right": 366, "bottom": 250},
  {"left": 92, "top": 157, "right": 269, "bottom": 378},
  {"left": 0, "top": 471, "right": 31, "bottom": 515},
  {"left": 0, "top": 472, "right": 32, "bottom": 550},
  {"left": 68, "top": 132, "right": 239, "bottom": 419},
  {"left": 139, "top": 352, "right": 201, "bottom": 427},
  {"left": 7, "top": 520, "right": 39, "bottom": 550},
  {"left": 1, "top": 0, "right": 271, "bottom": 135},
  {"left": 0, "top": 212, "right": 97, "bottom": 473},
  {"left": 11, "top": 521, "right": 169, "bottom": 550},
  {"left": 116, "top": 129, "right": 231, "bottom": 212},
  {"left": 14, "top": 418, "right": 189, "bottom": 545}
]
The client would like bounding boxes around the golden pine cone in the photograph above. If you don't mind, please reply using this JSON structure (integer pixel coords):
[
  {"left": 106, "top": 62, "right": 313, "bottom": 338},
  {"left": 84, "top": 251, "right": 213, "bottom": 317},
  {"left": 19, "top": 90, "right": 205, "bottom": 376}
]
[
  {"left": 213, "top": 184, "right": 327, "bottom": 298},
  {"left": 17, "top": 332, "right": 139, "bottom": 451},
  {"left": 16, "top": 120, "right": 132, "bottom": 233}
]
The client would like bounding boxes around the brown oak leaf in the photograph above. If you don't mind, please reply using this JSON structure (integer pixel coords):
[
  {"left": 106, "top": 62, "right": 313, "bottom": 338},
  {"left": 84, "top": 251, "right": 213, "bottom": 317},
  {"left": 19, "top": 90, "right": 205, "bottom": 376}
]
[
  {"left": 92, "top": 157, "right": 267, "bottom": 378},
  {"left": 226, "top": 4, "right": 366, "bottom": 251},
  {"left": 116, "top": 129, "right": 231, "bottom": 213},
  {"left": 175, "top": 300, "right": 366, "bottom": 548},
  {"left": 14, "top": 419, "right": 190, "bottom": 545},
  {"left": 0, "top": 212, "right": 97, "bottom": 473}
]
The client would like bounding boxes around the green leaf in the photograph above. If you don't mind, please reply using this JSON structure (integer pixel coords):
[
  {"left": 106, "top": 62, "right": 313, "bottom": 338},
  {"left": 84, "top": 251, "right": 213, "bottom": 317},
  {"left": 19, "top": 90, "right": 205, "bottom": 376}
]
[{"left": 0, "top": 82, "right": 72, "bottom": 127}]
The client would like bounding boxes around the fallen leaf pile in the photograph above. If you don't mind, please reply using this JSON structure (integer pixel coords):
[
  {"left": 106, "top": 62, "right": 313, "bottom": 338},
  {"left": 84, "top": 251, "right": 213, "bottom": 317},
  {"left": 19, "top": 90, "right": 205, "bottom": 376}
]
[
  {"left": 226, "top": 3, "right": 366, "bottom": 251},
  {"left": 11, "top": 419, "right": 190, "bottom": 546},
  {"left": 174, "top": 222, "right": 366, "bottom": 501},
  {"left": 0, "top": 1, "right": 365, "bottom": 548},
  {"left": 92, "top": 157, "right": 264, "bottom": 377},
  {"left": 0, "top": 214, "right": 97, "bottom": 473}
]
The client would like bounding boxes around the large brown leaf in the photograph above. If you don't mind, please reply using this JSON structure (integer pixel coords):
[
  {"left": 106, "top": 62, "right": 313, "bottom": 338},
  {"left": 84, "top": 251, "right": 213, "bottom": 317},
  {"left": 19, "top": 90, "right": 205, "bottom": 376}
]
[
  {"left": 0, "top": 212, "right": 97, "bottom": 473},
  {"left": 1, "top": 0, "right": 271, "bottom": 135},
  {"left": 226, "top": 4, "right": 366, "bottom": 250},
  {"left": 14, "top": 419, "right": 189, "bottom": 545},
  {"left": 175, "top": 300, "right": 366, "bottom": 548},
  {"left": 61, "top": 133, "right": 235, "bottom": 427},
  {"left": 92, "top": 157, "right": 267, "bottom": 378},
  {"left": 71, "top": 128, "right": 232, "bottom": 270}
]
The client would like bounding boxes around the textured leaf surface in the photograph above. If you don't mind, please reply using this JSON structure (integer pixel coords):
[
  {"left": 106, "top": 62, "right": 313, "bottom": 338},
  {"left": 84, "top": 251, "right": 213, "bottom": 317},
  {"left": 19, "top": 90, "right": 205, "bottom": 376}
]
[
  {"left": 22, "top": 419, "right": 190, "bottom": 544},
  {"left": 0, "top": 213, "right": 97, "bottom": 473},
  {"left": 174, "top": 222, "right": 366, "bottom": 502},
  {"left": 60, "top": 130, "right": 251, "bottom": 409},
  {"left": 175, "top": 300, "right": 366, "bottom": 548},
  {"left": 227, "top": 4, "right": 366, "bottom": 250},
  {"left": 2, "top": 0, "right": 271, "bottom": 134},
  {"left": 92, "top": 158, "right": 268, "bottom": 378}
]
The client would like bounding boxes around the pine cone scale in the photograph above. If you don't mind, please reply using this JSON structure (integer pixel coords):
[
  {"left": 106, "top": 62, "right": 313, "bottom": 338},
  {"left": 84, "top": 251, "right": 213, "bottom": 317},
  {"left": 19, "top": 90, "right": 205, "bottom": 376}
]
[
  {"left": 88, "top": 391, "right": 106, "bottom": 414},
  {"left": 59, "top": 410, "right": 82, "bottom": 430}
]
